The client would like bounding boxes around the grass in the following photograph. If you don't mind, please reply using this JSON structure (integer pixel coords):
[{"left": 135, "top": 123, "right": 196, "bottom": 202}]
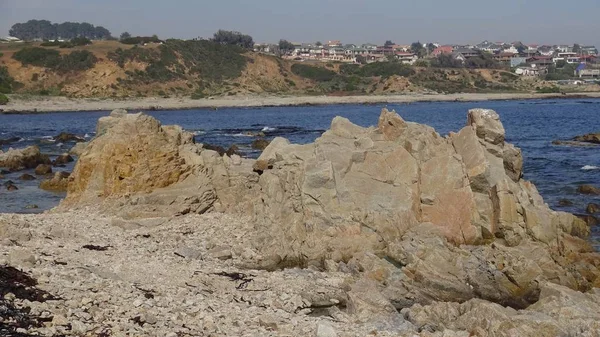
[
  {"left": 291, "top": 64, "right": 336, "bottom": 82},
  {"left": 13, "top": 47, "right": 97, "bottom": 73},
  {"left": 0, "top": 93, "right": 8, "bottom": 105}
]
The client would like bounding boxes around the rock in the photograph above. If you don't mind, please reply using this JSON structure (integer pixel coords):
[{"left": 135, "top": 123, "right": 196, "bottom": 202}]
[
  {"left": 315, "top": 322, "right": 337, "bottom": 337},
  {"left": 54, "top": 132, "right": 85, "bottom": 143},
  {"left": 587, "top": 203, "right": 599, "bottom": 214},
  {"left": 51, "top": 314, "right": 69, "bottom": 326},
  {"left": 577, "top": 214, "right": 598, "bottom": 227},
  {"left": 0, "top": 146, "right": 51, "bottom": 171},
  {"left": 208, "top": 246, "right": 232, "bottom": 260},
  {"left": 251, "top": 138, "right": 270, "bottom": 150},
  {"left": 34, "top": 164, "right": 52, "bottom": 175},
  {"left": 202, "top": 143, "right": 227, "bottom": 156},
  {"left": 0, "top": 220, "right": 32, "bottom": 242},
  {"left": 174, "top": 247, "right": 202, "bottom": 260},
  {"left": 68, "top": 142, "right": 88, "bottom": 157},
  {"left": 558, "top": 199, "right": 573, "bottom": 206},
  {"left": 467, "top": 108, "right": 505, "bottom": 145},
  {"left": 39, "top": 171, "right": 70, "bottom": 192},
  {"left": 53, "top": 153, "right": 74, "bottom": 166},
  {"left": 252, "top": 159, "right": 270, "bottom": 173},
  {"left": 577, "top": 184, "right": 600, "bottom": 195},
  {"left": 9, "top": 249, "right": 36, "bottom": 267},
  {"left": 25, "top": 204, "right": 39, "bottom": 209},
  {"left": 258, "top": 315, "right": 278, "bottom": 330},
  {"left": 6, "top": 183, "right": 18, "bottom": 191},
  {"left": 18, "top": 173, "right": 36, "bottom": 181},
  {"left": 573, "top": 133, "right": 600, "bottom": 144},
  {"left": 226, "top": 145, "right": 240, "bottom": 157},
  {"left": 0, "top": 137, "right": 21, "bottom": 146}
]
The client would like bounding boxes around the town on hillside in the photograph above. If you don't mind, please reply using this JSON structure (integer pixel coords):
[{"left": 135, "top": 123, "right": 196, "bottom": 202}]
[{"left": 254, "top": 40, "right": 600, "bottom": 80}]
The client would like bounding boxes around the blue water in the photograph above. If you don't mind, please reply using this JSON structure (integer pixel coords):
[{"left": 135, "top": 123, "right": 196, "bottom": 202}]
[{"left": 1, "top": 99, "right": 599, "bottom": 243}]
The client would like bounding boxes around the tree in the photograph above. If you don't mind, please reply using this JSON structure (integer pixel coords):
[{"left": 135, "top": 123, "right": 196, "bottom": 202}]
[
  {"left": 120, "top": 32, "right": 131, "bottom": 40},
  {"left": 384, "top": 40, "right": 394, "bottom": 48},
  {"left": 315, "top": 41, "right": 322, "bottom": 47},
  {"left": 356, "top": 55, "right": 366, "bottom": 64},
  {"left": 212, "top": 30, "right": 254, "bottom": 49},
  {"left": 279, "top": 39, "right": 295, "bottom": 56},
  {"left": 411, "top": 41, "right": 426, "bottom": 58},
  {"left": 427, "top": 43, "right": 436, "bottom": 55},
  {"left": 573, "top": 43, "right": 581, "bottom": 54},
  {"left": 9, "top": 20, "right": 112, "bottom": 40}
]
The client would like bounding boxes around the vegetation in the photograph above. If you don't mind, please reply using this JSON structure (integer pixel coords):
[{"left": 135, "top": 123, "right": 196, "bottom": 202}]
[
  {"left": 0, "top": 66, "right": 17, "bottom": 94},
  {"left": 537, "top": 86, "right": 561, "bottom": 93},
  {"left": 0, "top": 93, "right": 8, "bottom": 105},
  {"left": 279, "top": 40, "right": 295, "bottom": 55},
  {"left": 120, "top": 32, "right": 132, "bottom": 40},
  {"left": 291, "top": 64, "right": 336, "bottom": 82},
  {"left": 212, "top": 30, "right": 254, "bottom": 49},
  {"left": 40, "top": 37, "right": 92, "bottom": 48},
  {"left": 120, "top": 35, "right": 162, "bottom": 45},
  {"left": 431, "top": 53, "right": 503, "bottom": 69},
  {"left": 411, "top": 42, "right": 427, "bottom": 58},
  {"left": 9, "top": 20, "right": 111, "bottom": 41},
  {"left": 339, "top": 62, "right": 415, "bottom": 78},
  {"left": 545, "top": 63, "right": 578, "bottom": 81},
  {"left": 13, "top": 47, "right": 97, "bottom": 73}
]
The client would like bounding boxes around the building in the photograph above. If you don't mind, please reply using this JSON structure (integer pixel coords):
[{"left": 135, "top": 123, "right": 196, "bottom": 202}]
[
  {"left": 453, "top": 48, "right": 480, "bottom": 59},
  {"left": 394, "top": 52, "right": 418, "bottom": 65},
  {"left": 510, "top": 57, "right": 528, "bottom": 68},
  {"left": 576, "top": 63, "right": 600, "bottom": 78},
  {"left": 515, "top": 66, "right": 547, "bottom": 77},
  {"left": 432, "top": 45, "right": 453, "bottom": 56}
]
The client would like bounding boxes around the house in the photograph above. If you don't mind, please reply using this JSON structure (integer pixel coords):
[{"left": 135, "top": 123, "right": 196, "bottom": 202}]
[
  {"left": 475, "top": 40, "right": 502, "bottom": 53},
  {"left": 326, "top": 40, "right": 342, "bottom": 47},
  {"left": 510, "top": 57, "right": 528, "bottom": 68},
  {"left": 502, "top": 46, "right": 519, "bottom": 54},
  {"left": 0, "top": 36, "right": 23, "bottom": 43},
  {"left": 514, "top": 66, "right": 547, "bottom": 77},
  {"left": 575, "top": 63, "right": 600, "bottom": 78},
  {"left": 453, "top": 48, "right": 480, "bottom": 59},
  {"left": 538, "top": 45, "right": 555, "bottom": 56},
  {"left": 432, "top": 45, "right": 453, "bottom": 56},
  {"left": 493, "top": 52, "right": 518, "bottom": 64},
  {"left": 581, "top": 46, "right": 598, "bottom": 56},
  {"left": 527, "top": 56, "right": 554, "bottom": 67},
  {"left": 394, "top": 52, "right": 418, "bottom": 65},
  {"left": 555, "top": 52, "right": 580, "bottom": 64},
  {"left": 452, "top": 52, "right": 467, "bottom": 63}
]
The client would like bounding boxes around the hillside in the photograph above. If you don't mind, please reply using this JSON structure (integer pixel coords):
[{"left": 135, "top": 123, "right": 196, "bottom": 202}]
[{"left": 0, "top": 40, "right": 562, "bottom": 99}]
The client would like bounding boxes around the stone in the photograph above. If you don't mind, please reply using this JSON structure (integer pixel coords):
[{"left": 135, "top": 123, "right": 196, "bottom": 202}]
[
  {"left": 467, "top": 108, "right": 505, "bottom": 145},
  {"left": 35, "top": 164, "right": 52, "bottom": 175},
  {"left": 208, "top": 246, "right": 232, "bottom": 260},
  {"left": 315, "top": 322, "right": 337, "bottom": 337},
  {"left": 54, "top": 132, "right": 85, "bottom": 143},
  {"left": 0, "top": 146, "right": 51, "bottom": 172},
  {"left": 251, "top": 138, "right": 270, "bottom": 150},
  {"left": 68, "top": 142, "right": 88, "bottom": 157},
  {"left": 577, "top": 184, "right": 600, "bottom": 195},
  {"left": 174, "top": 247, "right": 202, "bottom": 260},
  {"left": 9, "top": 249, "right": 36, "bottom": 267},
  {"left": 18, "top": 173, "right": 36, "bottom": 181},
  {"left": 558, "top": 199, "right": 573, "bottom": 206},
  {"left": 258, "top": 315, "right": 278, "bottom": 330},
  {"left": 0, "top": 220, "right": 32, "bottom": 242},
  {"left": 40, "top": 172, "right": 70, "bottom": 192},
  {"left": 6, "top": 183, "right": 18, "bottom": 191},
  {"left": 573, "top": 133, "right": 600, "bottom": 144},
  {"left": 587, "top": 203, "right": 599, "bottom": 214},
  {"left": 51, "top": 314, "right": 69, "bottom": 326},
  {"left": 53, "top": 153, "right": 74, "bottom": 166}
]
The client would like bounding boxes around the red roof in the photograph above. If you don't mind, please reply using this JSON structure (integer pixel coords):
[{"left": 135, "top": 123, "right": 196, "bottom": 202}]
[{"left": 432, "top": 46, "right": 453, "bottom": 55}]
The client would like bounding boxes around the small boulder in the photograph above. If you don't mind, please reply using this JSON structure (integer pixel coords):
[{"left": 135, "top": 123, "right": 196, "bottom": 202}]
[
  {"left": 252, "top": 160, "right": 271, "bottom": 174},
  {"left": 39, "top": 171, "right": 70, "bottom": 192},
  {"left": 202, "top": 143, "right": 227, "bottom": 156},
  {"left": 54, "top": 132, "right": 85, "bottom": 143},
  {"left": 34, "top": 164, "right": 52, "bottom": 175},
  {"left": 573, "top": 133, "right": 600, "bottom": 144},
  {"left": 587, "top": 203, "right": 599, "bottom": 214},
  {"left": 208, "top": 246, "right": 233, "bottom": 260},
  {"left": 577, "top": 184, "right": 600, "bottom": 195},
  {"left": 53, "top": 153, "right": 74, "bottom": 166},
  {"left": 6, "top": 183, "right": 18, "bottom": 191},
  {"left": 18, "top": 173, "right": 36, "bottom": 181},
  {"left": 252, "top": 138, "right": 270, "bottom": 151},
  {"left": 226, "top": 145, "right": 241, "bottom": 157},
  {"left": 315, "top": 322, "right": 337, "bottom": 337},
  {"left": 68, "top": 142, "right": 88, "bottom": 157},
  {"left": 577, "top": 214, "right": 598, "bottom": 227},
  {"left": 558, "top": 199, "right": 574, "bottom": 206}
]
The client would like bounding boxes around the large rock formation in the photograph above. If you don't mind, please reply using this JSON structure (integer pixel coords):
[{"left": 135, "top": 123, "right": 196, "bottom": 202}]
[
  {"left": 62, "top": 108, "right": 600, "bottom": 313},
  {"left": 0, "top": 146, "right": 51, "bottom": 172}
]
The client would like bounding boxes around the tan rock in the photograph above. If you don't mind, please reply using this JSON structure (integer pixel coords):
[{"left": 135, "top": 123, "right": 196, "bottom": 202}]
[{"left": 0, "top": 146, "right": 51, "bottom": 172}]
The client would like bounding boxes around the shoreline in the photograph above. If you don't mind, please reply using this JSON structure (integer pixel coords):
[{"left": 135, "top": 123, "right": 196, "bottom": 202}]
[{"left": 2, "top": 92, "right": 600, "bottom": 114}]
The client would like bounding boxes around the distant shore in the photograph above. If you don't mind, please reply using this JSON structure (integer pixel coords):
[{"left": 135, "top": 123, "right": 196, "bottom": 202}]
[{"left": 3, "top": 92, "right": 600, "bottom": 114}]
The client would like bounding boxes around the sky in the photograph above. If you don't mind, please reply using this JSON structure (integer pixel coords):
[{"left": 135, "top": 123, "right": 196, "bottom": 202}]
[{"left": 1, "top": 0, "right": 600, "bottom": 47}]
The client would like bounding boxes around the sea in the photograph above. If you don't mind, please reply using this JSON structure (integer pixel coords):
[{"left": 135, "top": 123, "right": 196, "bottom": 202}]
[{"left": 1, "top": 98, "right": 599, "bottom": 247}]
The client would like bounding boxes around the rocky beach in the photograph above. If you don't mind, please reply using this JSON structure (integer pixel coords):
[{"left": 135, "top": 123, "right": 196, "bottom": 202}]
[
  {"left": 1, "top": 107, "right": 600, "bottom": 336},
  {"left": 3, "top": 92, "right": 600, "bottom": 114}
]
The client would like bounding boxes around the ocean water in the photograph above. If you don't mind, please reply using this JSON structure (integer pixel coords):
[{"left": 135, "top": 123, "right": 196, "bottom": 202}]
[{"left": 1, "top": 99, "right": 599, "bottom": 245}]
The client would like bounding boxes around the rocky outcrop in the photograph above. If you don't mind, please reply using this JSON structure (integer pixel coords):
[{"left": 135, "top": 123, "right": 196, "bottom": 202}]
[
  {"left": 40, "top": 172, "right": 70, "bottom": 192},
  {"left": 0, "top": 146, "right": 51, "bottom": 172},
  {"left": 574, "top": 132, "right": 600, "bottom": 144},
  {"left": 61, "top": 108, "right": 600, "bottom": 314},
  {"left": 53, "top": 153, "right": 74, "bottom": 166}
]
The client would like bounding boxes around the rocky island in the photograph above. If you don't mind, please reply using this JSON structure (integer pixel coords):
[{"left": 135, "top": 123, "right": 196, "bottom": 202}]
[{"left": 1, "top": 108, "right": 600, "bottom": 336}]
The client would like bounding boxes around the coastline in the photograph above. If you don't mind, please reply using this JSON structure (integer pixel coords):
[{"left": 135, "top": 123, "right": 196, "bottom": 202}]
[{"left": 2, "top": 92, "right": 600, "bottom": 114}]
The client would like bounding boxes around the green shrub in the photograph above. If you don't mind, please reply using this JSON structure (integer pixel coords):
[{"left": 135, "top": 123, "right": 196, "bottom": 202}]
[
  {"left": 0, "top": 93, "right": 8, "bottom": 105},
  {"left": 536, "top": 86, "right": 560, "bottom": 93},
  {"left": 291, "top": 64, "right": 336, "bottom": 82},
  {"left": 40, "top": 40, "right": 62, "bottom": 47},
  {"left": 54, "top": 50, "right": 97, "bottom": 73},
  {"left": 13, "top": 47, "right": 60, "bottom": 67},
  {"left": 69, "top": 37, "right": 92, "bottom": 46},
  {"left": 355, "top": 62, "right": 415, "bottom": 78},
  {"left": 0, "top": 66, "right": 16, "bottom": 93},
  {"left": 120, "top": 36, "right": 162, "bottom": 45}
]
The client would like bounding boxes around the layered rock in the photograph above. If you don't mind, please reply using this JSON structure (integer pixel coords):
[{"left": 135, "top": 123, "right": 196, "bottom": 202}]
[
  {"left": 61, "top": 108, "right": 600, "bottom": 312},
  {"left": 0, "top": 146, "right": 51, "bottom": 172}
]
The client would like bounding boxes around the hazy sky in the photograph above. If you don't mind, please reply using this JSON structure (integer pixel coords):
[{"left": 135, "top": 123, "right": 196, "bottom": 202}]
[{"left": 2, "top": 0, "right": 599, "bottom": 47}]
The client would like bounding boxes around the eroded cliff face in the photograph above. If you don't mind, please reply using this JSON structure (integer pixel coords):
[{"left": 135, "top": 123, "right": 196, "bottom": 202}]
[{"left": 61, "top": 108, "right": 600, "bottom": 311}]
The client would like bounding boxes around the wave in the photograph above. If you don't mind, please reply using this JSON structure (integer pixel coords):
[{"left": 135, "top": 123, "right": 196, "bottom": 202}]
[
  {"left": 192, "top": 130, "right": 206, "bottom": 136},
  {"left": 56, "top": 142, "right": 64, "bottom": 147},
  {"left": 262, "top": 126, "right": 277, "bottom": 132},
  {"left": 84, "top": 133, "right": 91, "bottom": 138},
  {"left": 582, "top": 165, "right": 599, "bottom": 170}
]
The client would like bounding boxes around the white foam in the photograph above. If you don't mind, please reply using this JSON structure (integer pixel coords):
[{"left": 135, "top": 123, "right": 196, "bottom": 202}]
[
  {"left": 261, "top": 127, "right": 276, "bottom": 132},
  {"left": 41, "top": 136, "right": 53, "bottom": 139},
  {"left": 84, "top": 133, "right": 91, "bottom": 138},
  {"left": 582, "top": 165, "right": 599, "bottom": 170}
]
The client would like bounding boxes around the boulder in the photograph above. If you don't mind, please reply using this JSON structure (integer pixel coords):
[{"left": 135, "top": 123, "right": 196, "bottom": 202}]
[
  {"left": 59, "top": 108, "right": 600, "bottom": 312},
  {"left": 68, "top": 142, "right": 89, "bottom": 157},
  {"left": 54, "top": 132, "right": 85, "bottom": 143},
  {"left": 573, "top": 132, "right": 600, "bottom": 144},
  {"left": 53, "top": 153, "right": 74, "bottom": 166},
  {"left": 0, "top": 146, "right": 51, "bottom": 172},
  {"left": 18, "top": 173, "right": 36, "bottom": 181},
  {"left": 578, "top": 184, "right": 600, "bottom": 195},
  {"left": 6, "top": 183, "right": 17, "bottom": 191},
  {"left": 251, "top": 138, "right": 270, "bottom": 150},
  {"left": 587, "top": 203, "right": 599, "bottom": 214},
  {"left": 40, "top": 171, "right": 70, "bottom": 192},
  {"left": 34, "top": 164, "right": 52, "bottom": 175}
]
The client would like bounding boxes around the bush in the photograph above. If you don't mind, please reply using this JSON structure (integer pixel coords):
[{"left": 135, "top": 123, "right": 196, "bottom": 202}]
[
  {"left": 13, "top": 47, "right": 97, "bottom": 73},
  {"left": 0, "top": 93, "right": 8, "bottom": 105},
  {"left": 291, "top": 64, "right": 336, "bottom": 82},
  {"left": 0, "top": 66, "right": 16, "bottom": 93},
  {"left": 120, "top": 36, "right": 162, "bottom": 45},
  {"left": 13, "top": 47, "right": 60, "bottom": 68},
  {"left": 536, "top": 86, "right": 561, "bottom": 93},
  {"left": 354, "top": 62, "right": 415, "bottom": 78},
  {"left": 69, "top": 37, "right": 92, "bottom": 46}
]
